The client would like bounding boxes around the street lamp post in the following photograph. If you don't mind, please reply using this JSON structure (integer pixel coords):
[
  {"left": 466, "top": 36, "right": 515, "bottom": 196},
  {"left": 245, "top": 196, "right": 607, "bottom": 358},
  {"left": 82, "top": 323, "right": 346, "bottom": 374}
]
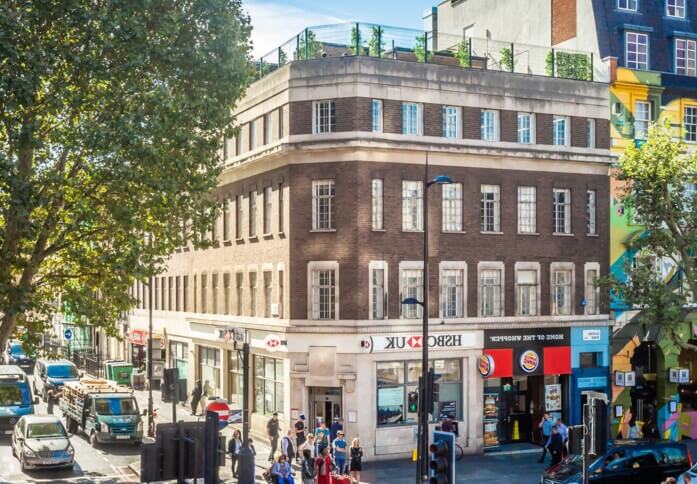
[
  {"left": 404, "top": 159, "right": 451, "bottom": 483},
  {"left": 147, "top": 272, "right": 154, "bottom": 438}
]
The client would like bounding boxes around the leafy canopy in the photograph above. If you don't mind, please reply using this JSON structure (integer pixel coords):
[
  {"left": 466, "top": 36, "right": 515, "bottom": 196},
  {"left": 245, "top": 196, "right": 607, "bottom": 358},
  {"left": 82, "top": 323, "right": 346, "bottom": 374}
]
[
  {"left": 0, "top": 0, "right": 251, "bottom": 351},
  {"left": 603, "top": 123, "right": 697, "bottom": 350}
]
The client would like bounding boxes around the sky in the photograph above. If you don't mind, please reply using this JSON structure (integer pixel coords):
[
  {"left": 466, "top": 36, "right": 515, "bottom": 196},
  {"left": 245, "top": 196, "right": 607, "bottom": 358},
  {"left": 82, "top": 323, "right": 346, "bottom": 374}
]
[{"left": 244, "top": 0, "right": 432, "bottom": 58}]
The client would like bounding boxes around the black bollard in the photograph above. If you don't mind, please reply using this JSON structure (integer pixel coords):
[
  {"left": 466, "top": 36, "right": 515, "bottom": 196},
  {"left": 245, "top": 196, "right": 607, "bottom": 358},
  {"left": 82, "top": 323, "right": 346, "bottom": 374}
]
[{"left": 237, "top": 446, "right": 255, "bottom": 484}]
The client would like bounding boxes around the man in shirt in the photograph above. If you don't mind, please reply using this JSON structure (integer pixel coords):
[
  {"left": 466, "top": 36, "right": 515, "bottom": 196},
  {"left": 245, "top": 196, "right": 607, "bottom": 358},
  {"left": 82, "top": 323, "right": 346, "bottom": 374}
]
[
  {"left": 537, "top": 412, "right": 553, "bottom": 463},
  {"left": 555, "top": 418, "right": 569, "bottom": 457},
  {"left": 332, "top": 430, "right": 348, "bottom": 474},
  {"left": 546, "top": 426, "right": 564, "bottom": 467},
  {"left": 294, "top": 414, "right": 307, "bottom": 463},
  {"left": 267, "top": 412, "right": 280, "bottom": 462}
]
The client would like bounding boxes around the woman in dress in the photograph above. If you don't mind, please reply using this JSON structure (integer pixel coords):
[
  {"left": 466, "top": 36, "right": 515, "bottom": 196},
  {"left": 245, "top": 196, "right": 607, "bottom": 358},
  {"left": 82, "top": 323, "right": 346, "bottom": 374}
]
[
  {"left": 349, "top": 438, "right": 363, "bottom": 484},
  {"left": 315, "top": 446, "right": 332, "bottom": 484}
]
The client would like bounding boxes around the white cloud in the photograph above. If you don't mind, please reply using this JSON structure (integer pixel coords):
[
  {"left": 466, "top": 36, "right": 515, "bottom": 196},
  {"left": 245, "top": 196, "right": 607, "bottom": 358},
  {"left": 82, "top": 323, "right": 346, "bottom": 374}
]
[{"left": 245, "top": 1, "right": 346, "bottom": 59}]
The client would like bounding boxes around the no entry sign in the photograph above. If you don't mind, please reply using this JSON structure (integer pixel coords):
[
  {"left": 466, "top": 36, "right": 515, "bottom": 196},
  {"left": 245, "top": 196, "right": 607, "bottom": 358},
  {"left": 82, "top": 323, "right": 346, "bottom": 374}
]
[{"left": 206, "top": 399, "right": 231, "bottom": 429}]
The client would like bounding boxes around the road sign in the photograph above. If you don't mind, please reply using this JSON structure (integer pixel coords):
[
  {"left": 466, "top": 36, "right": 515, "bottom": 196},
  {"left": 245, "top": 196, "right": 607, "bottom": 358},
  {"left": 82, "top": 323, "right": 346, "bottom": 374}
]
[
  {"left": 64, "top": 328, "right": 73, "bottom": 340},
  {"left": 206, "top": 399, "right": 230, "bottom": 429}
]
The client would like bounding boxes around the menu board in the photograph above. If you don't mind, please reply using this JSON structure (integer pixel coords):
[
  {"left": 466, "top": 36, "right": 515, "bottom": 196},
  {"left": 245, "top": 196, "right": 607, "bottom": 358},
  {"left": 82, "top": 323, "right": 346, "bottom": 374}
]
[
  {"left": 483, "top": 392, "right": 500, "bottom": 449},
  {"left": 545, "top": 384, "right": 562, "bottom": 412}
]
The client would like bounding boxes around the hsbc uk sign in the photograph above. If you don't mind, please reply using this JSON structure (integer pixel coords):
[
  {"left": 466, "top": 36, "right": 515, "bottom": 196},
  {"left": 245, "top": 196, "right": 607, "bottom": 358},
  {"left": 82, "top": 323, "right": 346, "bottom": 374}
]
[{"left": 362, "top": 332, "right": 478, "bottom": 353}]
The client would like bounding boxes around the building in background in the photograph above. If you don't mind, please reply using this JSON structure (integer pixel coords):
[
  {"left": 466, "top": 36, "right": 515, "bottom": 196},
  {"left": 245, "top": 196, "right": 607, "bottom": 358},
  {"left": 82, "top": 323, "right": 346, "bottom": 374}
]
[{"left": 432, "top": 0, "right": 697, "bottom": 440}]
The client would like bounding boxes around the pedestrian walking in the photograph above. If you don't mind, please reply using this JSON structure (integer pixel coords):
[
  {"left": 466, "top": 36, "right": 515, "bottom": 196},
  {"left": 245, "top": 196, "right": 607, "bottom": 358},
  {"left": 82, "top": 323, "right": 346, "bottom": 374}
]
[
  {"left": 190, "top": 380, "right": 202, "bottom": 416},
  {"left": 294, "top": 414, "right": 307, "bottom": 463},
  {"left": 228, "top": 429, "right": 242, "bottom": 478},
  {"left": 537, "top": 412, "right": 553, "bottom": 463},
  {"left": 301, "top": 448, "right": 316, "bottom": 484},
  {"left": 315, "top": 431, "right": 329, "bottom": 457},
  {"left": 555, "top": 418, "right": 569, "bottom": 458},
  {"left": 46, "top": 389, "right": 55, "bottom": 414},
  {"left": 547, "top": 425, "right": 564, "bottom": 468},
  {"left": 300, "top": 433, "right": 317, "bottom": 459},
  {"left": 281, "top": 429, "right": 296, "bottom": 462},
  {"left": 315, "top": 446, "right": 332, "bottom": 484},
  {"left": 332, "top": 430, "right": 348, "bottom": 474},
  {"left": 267, "top": 412, "right": 281, "bottom": 462},
  {"left": 330, "top": 417, "right": 343, "bottom": 442},
  {"left": 349, "top": 438, "right": 363, "bottom": 484},
  {"left": 271, "top": 454, "right": 294, "bottom": 484}
]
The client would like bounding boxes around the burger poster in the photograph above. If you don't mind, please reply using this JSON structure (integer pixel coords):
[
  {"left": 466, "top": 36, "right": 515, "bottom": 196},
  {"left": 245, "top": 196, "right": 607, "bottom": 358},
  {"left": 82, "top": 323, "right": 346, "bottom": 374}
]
[{"left": 545, "top": 384, "right": 562, "bottom": 411}]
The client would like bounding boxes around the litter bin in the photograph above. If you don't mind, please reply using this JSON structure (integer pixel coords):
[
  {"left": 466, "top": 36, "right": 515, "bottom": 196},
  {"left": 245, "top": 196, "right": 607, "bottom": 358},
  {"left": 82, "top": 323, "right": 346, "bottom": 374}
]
[{"left": 131, "top": 370, "right": 146, "bottom": 390}]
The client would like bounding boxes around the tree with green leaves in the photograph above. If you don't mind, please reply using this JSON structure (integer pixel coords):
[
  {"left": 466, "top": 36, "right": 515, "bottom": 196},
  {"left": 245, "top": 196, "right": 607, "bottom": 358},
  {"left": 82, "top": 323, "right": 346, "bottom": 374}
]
[
  {"left": 414, "top": 34, "right": 427, "bottom": 63},
  {"left": 368, "top": 26, "right": 385, "bottom": 58},
  {"left": 454, "top": 39, "right": 471, "bottom": 68},
  {"left": 499, "top": 47, "right": 513, "bottom": 72},
  {"left": 0, "top": 1, "right": 251, "bottom": 352},
  {"left": 297, "top": 30, "right": 323, "bottom": 60},
  {"left": 602, "top": 123, "right": 697, "bottom": 352}
]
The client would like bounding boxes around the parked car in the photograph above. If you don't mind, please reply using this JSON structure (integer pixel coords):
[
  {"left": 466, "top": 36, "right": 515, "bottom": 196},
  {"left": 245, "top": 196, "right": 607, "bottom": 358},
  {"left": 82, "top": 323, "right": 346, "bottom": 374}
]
[
  {"left": 11, "top": 415, "right": 74, "bottom": 471},
  {"left": 4, "top": 341, "right": 35, "bottom": 374},
  {"left": 0, "top": 365, "right": 39, "bottom": 435},
  {"left": 541, "top": 440, "right": 697, "bottom": 484},
  {"left": 33, "top": 359, "right": 78, "bottom": 402}
]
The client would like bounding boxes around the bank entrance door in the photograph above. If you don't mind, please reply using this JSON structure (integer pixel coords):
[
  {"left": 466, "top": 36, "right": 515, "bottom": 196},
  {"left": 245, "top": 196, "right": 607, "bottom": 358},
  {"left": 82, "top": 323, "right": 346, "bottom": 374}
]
[{"left": 309, "top": 387, "right": 342, "bottom": 429}]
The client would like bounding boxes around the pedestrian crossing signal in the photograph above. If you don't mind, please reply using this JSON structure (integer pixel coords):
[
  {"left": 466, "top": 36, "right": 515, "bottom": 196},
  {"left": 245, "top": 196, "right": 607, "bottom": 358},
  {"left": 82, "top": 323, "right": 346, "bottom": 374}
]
[
  {"left": 408, "top": 391, "right": 419, "bottom": 413},
  {"left": 430, "top": 431, "right": 456, "bottom": 484}
]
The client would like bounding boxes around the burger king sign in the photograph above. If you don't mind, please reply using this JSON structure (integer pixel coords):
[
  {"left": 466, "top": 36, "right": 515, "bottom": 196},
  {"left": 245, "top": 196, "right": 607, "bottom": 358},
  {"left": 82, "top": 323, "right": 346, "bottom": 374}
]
[
  {"left": 478, "top": 354, "right": 495, "bottom": 378},
  {"left": 519, "top": 350, "right": 540, "bottom": 373}
]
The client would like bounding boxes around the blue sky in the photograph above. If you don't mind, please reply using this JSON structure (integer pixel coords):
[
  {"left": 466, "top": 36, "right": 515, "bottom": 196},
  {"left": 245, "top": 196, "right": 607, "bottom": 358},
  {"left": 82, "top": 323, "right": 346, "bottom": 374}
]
[{"left": 245, "top": 0, "right": 432, "bottom": 57}]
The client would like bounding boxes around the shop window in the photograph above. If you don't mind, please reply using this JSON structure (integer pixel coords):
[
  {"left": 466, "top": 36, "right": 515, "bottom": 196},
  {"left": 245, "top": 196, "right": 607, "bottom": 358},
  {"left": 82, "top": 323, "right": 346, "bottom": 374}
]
[
  {"left": 254, "top": 355, "right": 284, "bottom": 415},
  {"left": 198, "top": 346, "right": 220, "bottom": 397},
  {"left": 376, "top": 359, "right": 462, "bottom": 426},
  {"left": 579, "top": 352, "right": 600, "bottom": 368},
  {"left": 169, "top": 341, "right": 189, "bottom": 379},
  {"left": 228, "top": 350, "right": 244, "bottom": 407}
]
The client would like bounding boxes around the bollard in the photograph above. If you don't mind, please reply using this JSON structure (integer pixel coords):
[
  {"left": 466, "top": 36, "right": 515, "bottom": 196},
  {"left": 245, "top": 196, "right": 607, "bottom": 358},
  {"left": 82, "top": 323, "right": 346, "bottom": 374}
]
[{"left": 237, "top": 446, "right": 255, "bottom": 484}]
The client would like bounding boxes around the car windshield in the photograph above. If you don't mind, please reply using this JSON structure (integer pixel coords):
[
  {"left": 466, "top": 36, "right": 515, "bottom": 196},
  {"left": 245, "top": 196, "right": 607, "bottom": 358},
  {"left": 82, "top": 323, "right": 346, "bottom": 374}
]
[
  {"left": 47, "top": 365, "right": 77, "bottom": 379},
  {"left": 0, "top": 384, "right": 30, "bottom": 407},
  {"left": 27, "top": 422, "right": 66, "bottom": 438},
  {"left": 95, "top": 397, "right": 139, "bottom": 415}
]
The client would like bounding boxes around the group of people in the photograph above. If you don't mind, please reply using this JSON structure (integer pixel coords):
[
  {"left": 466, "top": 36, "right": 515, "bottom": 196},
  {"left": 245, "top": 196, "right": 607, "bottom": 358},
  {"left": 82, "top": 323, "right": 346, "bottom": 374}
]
[
  {"left": 262, "top": 412, "right": 364, "bottom": 484},
  {"left": 537, "top": 412, "right": 569, "bottom": 467}
]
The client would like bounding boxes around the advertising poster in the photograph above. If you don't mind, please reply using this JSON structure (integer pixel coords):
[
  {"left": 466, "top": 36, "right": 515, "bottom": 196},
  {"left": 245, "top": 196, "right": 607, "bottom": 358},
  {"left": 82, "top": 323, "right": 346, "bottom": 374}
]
[
  {"left": 483, "top": 393, "right": 499, "bottom": 419},
  {"left": 483, "top": 419, "right": 500, "bottom": 449},
  {"left": 439, "top": 401, "right": 457, "bottom": 419},
  {"left": 545, "top": 384, "right": 562, "bottom": 412}
]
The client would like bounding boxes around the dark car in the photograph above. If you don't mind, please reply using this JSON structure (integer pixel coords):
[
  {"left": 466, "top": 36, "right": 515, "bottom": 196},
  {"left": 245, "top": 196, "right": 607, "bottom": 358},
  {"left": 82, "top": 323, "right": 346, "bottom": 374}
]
[
  {"left": 4, "top": 341, "right": 35, "bottom": 374},
  {"left": 33, "top": 359, "right": 78, "bottom": 401},
  {"left": 542, "top": 440, "right": 697, "bottom": 484}
]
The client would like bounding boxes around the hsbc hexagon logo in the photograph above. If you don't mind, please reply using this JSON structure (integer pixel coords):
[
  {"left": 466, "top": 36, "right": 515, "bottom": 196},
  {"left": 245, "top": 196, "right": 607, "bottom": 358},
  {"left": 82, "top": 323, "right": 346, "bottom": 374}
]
[
  {"left": 406, "top": 336, "right": 422, "bottom": 349},
  {"left": 264, "top": 334, "right": 282, "bottom": 352}
]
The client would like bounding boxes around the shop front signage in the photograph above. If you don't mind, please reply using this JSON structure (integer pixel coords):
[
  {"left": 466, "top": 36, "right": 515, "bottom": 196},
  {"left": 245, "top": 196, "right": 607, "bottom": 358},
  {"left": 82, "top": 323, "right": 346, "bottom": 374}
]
[
  {"left": 582, "top": 329, "right": 602, "bottom": 342},
  {"left": 577, "top": 376, "right": 608, "bottom": 389},
  {"left": 615, "top": 371, "right": 636, "bottom": 387},
  {"left": 218, "top": 327, "right": 246, "bottom": 344},
  {"left": 264, "top": 334, "right": 282, "bottom": 352},
  {"left": 482, "top": 328, "right": 571, "bottom": 378},
  {"left": 362, "top": 332, "right": 478, "bottom": 353},
  {"left": 669, "top": 367, "right": 690, "bottom": 384}
]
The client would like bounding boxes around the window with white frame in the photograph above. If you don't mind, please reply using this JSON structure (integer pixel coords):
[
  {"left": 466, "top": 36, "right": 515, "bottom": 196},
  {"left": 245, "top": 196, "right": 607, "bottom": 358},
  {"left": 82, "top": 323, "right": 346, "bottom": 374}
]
[
  {"left": 442, "top": 183, "right": 463, "bottom": 232},
  {"left": 634, "top": 100, "right": 650, "bottom": 140},
  {"left": 402, "top": 181, "right": 424, "bottom": 231},
  {"left": 516, "top": 269, "right": 538, "bottom": 316},
  {"left": 617, "top": 0, "right": 637, "bottom": 10},
  {"left": 552, "top": 268, "right": 573, "bottom": 315},
  {"left": 372, "top": 100, "right": 383, "bottom": 133},
  {"left": 553, "top": 188, "right": 572, "bottom": 234},
  {"left": 372, "top": 179, "right": 384, "bottom": 230},
  {"left": 263, "top": 186, "right": 272, "bottom": 234},
  {"left": 442, "top": 106, "right": 460, "bottom": 139},
  {"left": 312, "top": 180, "right": 335, "bottom": 230},
  {"left": 311, "top": 268, "right": 336, "bottom": 320},
  {"left": 553, "top": 116, "right": 569, "bottom": 146},
  {"left": 686, "top": 106, "right": 697, "bottom": 142},
  {"left": 370, "top": 262, "right": 387, "bottom": 320},
  {"left": 585, "top": 265, "right": 600, "bottom": 315},
  {"left": 441, "top": 267, "right": 465, "bottom": 318},
  {"left": 249, "top": 190, "right": 257, "bottom": 238},
  {"left": 401, "top": 268, "right": 423, "bottom": 319},
  {"left": 667, "top": 0, "right": 686, "bottom": 17},
  {"left": 587, "top": 190, "right": 597, "bottom": 235},
  {"left": 587, "top": 119, "right": 596, "bottom": 148},
  {"left": 481, "top": 184, "right": 501, "bottom": 232},
  {"left": 402, "top": 103, "right": 423, "bottom": 135},
  {"left": 481, "top": 110, "right": 499, "bottom": 141},
  {"left": 517, "top": 186, "right": 537, "bottom": 234},
  {"left": 676, "top": 39, "right": 696, "bottom": 76},
  {"left": 313, "top": 101, "right": 335, "bottom": 134},
  {"left": 479, "top": 268, "right": 502, "bottom": 317},
  {"left": 517, "top": 113, "right": 534, "bottom": 144},
  {"left": 626, "top": 32, "right": 648, "bottom": 70}
]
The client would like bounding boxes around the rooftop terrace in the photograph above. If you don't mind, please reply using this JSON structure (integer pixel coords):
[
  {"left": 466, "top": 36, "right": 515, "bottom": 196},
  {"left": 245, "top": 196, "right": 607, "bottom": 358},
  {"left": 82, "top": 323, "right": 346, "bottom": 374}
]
[{"left": 254, "top": 22, "right": 610, "bottom": 83}]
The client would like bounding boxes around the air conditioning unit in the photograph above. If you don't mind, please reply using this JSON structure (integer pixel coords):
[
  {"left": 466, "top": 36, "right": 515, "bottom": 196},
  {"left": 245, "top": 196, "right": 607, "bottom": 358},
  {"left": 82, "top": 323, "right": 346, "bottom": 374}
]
[{"left": 271, "top": 303, "right": 279, "bottom": 317}]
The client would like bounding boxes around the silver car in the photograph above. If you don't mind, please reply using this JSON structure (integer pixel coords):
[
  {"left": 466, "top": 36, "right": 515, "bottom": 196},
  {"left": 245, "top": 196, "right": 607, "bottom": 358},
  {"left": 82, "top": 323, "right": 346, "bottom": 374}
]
[{"left": 11, "top": 415, "right": 74, "bottom": 471}]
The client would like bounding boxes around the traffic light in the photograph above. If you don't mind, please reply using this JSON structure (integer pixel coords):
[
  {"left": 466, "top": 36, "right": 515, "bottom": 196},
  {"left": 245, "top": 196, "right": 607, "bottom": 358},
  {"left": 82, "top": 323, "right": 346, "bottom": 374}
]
[
  {"left": 408, "top": 391, "right": 419, "bottom": 413},
  {"left": 430, "top": 431, "right": 456, "bottom": 484},
  {"left": 426, "top": 368, "right": 439, "bottom": 415}
]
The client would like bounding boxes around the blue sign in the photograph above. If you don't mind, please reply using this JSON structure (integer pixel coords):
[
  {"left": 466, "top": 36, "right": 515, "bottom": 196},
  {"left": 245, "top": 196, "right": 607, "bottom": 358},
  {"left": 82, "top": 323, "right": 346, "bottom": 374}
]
[
  {"left": 577, "top": 376, "right": 607, "bottom": 389},
  {"left": 63, "top": 328, "right": 73, "bottom": 340}
]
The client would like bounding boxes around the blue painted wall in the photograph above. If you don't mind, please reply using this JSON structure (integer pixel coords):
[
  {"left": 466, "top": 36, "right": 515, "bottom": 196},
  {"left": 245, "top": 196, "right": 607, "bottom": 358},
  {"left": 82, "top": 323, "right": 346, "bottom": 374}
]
[{"left": 569, "top": 326, "right": 611, "bottom": 425}]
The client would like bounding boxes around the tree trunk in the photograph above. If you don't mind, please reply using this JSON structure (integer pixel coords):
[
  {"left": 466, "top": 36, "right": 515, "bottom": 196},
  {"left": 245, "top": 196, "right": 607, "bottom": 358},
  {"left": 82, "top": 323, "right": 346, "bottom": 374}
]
[{"left": 0, "top": 311, "right": 18, "bottom": 352}]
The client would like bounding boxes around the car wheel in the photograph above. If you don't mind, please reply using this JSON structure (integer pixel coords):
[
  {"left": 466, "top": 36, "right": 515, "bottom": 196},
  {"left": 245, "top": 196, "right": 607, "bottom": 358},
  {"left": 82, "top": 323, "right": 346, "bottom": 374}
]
[{"left": 90, "top": 431, "right": 99, "bottom": 448}]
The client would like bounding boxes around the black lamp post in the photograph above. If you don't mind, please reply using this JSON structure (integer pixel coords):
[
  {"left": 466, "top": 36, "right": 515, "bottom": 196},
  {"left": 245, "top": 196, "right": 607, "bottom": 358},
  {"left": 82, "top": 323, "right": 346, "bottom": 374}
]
[{"left": 403, "top": 165, "right": 451, "bottom": 483}]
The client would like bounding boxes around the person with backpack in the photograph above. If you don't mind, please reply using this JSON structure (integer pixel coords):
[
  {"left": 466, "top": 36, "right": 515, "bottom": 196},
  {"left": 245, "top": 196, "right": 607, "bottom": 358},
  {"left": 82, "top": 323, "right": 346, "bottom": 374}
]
[
  {"left": 281, "top": 429, "right": 296, "bottom": 462},
  {"left": 300, "top": 448, "right": 316, "bottom": 484},
  {"left": 315, "top": 446, "right": 332, "bottom": 484}
]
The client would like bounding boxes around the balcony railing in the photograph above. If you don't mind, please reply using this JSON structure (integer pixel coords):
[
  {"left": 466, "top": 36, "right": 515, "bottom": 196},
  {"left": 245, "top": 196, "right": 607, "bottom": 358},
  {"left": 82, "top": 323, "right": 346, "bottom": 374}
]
[{"left": 255, "top": 22, "right": 608, "bottom": 83}]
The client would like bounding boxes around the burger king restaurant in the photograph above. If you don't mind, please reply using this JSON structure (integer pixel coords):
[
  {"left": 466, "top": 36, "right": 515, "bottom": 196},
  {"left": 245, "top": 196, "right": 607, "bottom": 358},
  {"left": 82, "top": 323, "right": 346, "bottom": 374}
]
[{"left": 478, "top": 326, "right": 610, "bottom": 450}]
